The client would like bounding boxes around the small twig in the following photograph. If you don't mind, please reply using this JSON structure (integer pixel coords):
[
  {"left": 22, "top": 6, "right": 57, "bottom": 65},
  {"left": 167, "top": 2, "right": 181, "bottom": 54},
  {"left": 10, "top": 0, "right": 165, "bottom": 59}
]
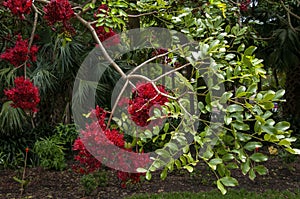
[
  {"left": 35, "top": 0, "right": 49, "bottom": 3},
  {"left": 153, "top": 63, "right": 191, "bottom": 82},
  {"left": 281, "top": 1, "right": 300, "bottom": 21},
  {"left": 128, "top": 74, "right": 177, "bottom": 100},
  {"left": 75, "top": 13, "right": 127, "bottom": 79},
  {"left": 129, "top": 43, "right": 190, "bottom": 76},
  {"left": 127, "top": 11, "right": 158, "bottom": 18},
  {"left": 287, "top": 12, "right": 296, "bottom": 32},
  {"left": 20, "top": 149, "right": 28, "bottom": 197},
  {"left": 106, "top": 79, "right": 129, "bottom": 129}
]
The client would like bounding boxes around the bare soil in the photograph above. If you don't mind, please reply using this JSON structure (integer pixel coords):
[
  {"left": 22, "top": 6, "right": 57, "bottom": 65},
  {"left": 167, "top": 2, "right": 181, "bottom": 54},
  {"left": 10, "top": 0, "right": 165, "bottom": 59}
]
[{"left": 1, "top": 155, "right": 300, "bottom": 199}]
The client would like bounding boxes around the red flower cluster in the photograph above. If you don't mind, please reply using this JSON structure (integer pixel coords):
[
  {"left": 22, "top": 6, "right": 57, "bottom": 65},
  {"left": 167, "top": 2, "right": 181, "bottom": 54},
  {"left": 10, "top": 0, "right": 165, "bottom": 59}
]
[
  {"left": 73, "top": 106, "right": 149, "bottom": 187},
  {"left": 117, "top": 171, "right": 143, "bottom": 188},
  {"left": 43, "top": 0, "right": 74, "bottom": 26},
  {"left": 128, "top": 82, "right": 169, "bottom": 127},
  {"left": 152, "top": 48, "right": 171, "bottom": 64},
  {"left": 4, "top": 76, "right": 40, "bottom": 112},
  {"left": 93, "top": 26, "right": 120, "bottom": 47},
  {"left": 240, "top": 0, "right": 251, "bottom": 12},
  {"left": 92, "top": 4, "right": 120, "bottom": 47},
  {"left": 93, "top": 4, "right": 109, "bottom": 19},
  {"left": 72, "top": 138, "right": 102, "bottom": 174},
  {"left": 0, "top": 34, "right": 39, "bottom": 67},
  {"left": 3, "top": 0, "right": 32, "bottom": 19}
]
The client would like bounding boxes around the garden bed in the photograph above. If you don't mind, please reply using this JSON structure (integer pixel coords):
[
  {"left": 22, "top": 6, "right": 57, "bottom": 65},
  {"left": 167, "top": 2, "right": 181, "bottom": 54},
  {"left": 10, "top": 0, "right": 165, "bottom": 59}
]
[{"left": 1, "top": 156, "right": 300, "bottom": 199}]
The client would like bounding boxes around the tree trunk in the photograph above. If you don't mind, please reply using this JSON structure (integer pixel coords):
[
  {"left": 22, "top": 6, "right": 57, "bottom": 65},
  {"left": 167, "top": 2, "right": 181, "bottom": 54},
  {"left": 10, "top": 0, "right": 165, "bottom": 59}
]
[{"left": 284, "top": 64, "right": 300, "bottom": 117}]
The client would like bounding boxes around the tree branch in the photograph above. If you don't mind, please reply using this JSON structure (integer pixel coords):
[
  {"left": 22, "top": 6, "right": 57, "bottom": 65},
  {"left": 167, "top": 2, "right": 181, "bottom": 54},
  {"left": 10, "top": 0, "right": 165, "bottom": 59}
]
[
  {"left": 281, "top": 1, "right": 300, "bottom": 21},
  {"left": 127, "top": 11, "right": 158, "bottom": 18},
  {"left": 74, "top": 13, "right": 127, "bottom": 79}
]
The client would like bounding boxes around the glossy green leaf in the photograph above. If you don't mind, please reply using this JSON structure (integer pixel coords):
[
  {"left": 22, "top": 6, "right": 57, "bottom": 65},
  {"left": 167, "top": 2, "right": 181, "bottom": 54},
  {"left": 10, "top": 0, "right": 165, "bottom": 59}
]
[
  {"left": 275, "top": 121, "right": 290, "bottom": 131},
  {"left": 244, "top": 142, "right": 262, "bottom": 151},
  {"left": 220, "top": 176, "right": 238, "bottom": 187},
  {"left": 249, "top": 168, "right": 256, "bottom": 180},
  {"left": 244, "top": 46, "right": 257, "bottom": 56},
  {"left": 227, "top": 104, "right": 244, "bottom": 113},
  {"left": 217, "top": 180, "right": 227, "bottom": 195},
  {"left": 253, "top": 165, "right": 268, "bottom": 175},
  {"left": 250, "top": 153, "right": 268, "bottom": 162}
]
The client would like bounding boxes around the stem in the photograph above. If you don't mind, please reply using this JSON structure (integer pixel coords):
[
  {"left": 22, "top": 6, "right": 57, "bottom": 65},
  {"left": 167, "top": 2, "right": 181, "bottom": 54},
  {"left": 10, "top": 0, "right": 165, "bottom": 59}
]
[
  {"left": 281, "top": 1, "right": 300, "bottom": 21},
  {"left": 127, "top": 11, "right": 158, "bottom": 18},
  {"left": 20, "top": 151, "right": 28, "bottom": 197},
  {"left": 74, "top": 13, "right": 127, "bottom": 79},
  {"left": 106, "top": 80, "right": 129, "bottom": 129}
]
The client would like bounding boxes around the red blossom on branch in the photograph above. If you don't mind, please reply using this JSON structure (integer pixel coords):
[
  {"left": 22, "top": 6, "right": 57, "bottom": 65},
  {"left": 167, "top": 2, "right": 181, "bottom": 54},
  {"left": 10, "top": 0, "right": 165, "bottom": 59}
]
[
  {"left": 4, "top": 76, "right": 40, "bottom": 112},
  {"left": 128, "top": 82, "right": 169, "bottom": 127},
  {"left": 93, "top": 4, "right": 109, "bottom": 19},
  {"left": 92, "top": 4, "right": 120, "bottom": 47},
  {"left": 0, "top": 34, "right": 39, "bottom": 67},
  {"left": 3, "top": 0, "right": 32, "bottom": 19},
  {"left": 92, "top": 25, "right": 120, "bottom": 47},
  {"left": 43, "top": 0, "right": 74, "bottom": 26},
  {"left": 72, "top": 106, "right": 150, "bottom": 187}
]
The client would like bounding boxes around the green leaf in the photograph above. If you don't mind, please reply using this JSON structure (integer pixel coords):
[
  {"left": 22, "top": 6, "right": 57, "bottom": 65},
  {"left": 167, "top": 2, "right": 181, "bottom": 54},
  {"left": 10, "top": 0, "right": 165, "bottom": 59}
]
[
  {"left": 224, "top": 115, "right": 232, "bottom": 125},
  {"left": 285, "top": 148, "right": 300, "bottom": 155},
  {"left": 209, "top": 158, "right": 223, "bottom": 165},
  {"left": 222, "top": 154, "right": 234, "bottom": 162},
  {"left": 249, "top": 168, "right": 256, "bottom": 180},
  {"left": 236, "top": 86, "right": 246, "bottom": 97},
  {"left": 146, "top": 171, "right": 152, "bottom": 180},
  {"left": 232, "top": 122, "right": 250, "bottom": 131},
  {"left": 274, "top": 89, "right": 285, "bottom": 100},
  {"left": 244, "top": 46, "right": 257, "bottom": 56},
  {"left": 227, "top": 104, "right": 244, "bottom": 113},
  {"left": 250, "top": 153, "right": 268, "bottom": 162},
  {"left": 278, "top": 139, "right": 291, "bottom": 147},
  {"left": 244, "top": 142, "right": 262, "bottom": 151},
  {"left": 241, "top": 159, "right": 250, "bottom": 175},
  {"left": 253, "top": 165, "right": 268, "bottom": 175},
  {"left": 175, "top": 159, "right": 181, "bottom": 169},
  {"left": 275, "top": 121, "right": 290, "bottom": 131},
  {"left": 263, "top": 90, "right": 275, "bottom": 101},
  {"left": 160, "top": 168, "right": 168, "bottom": 180},
  {"left": 217, "top": 180, "right": 227, "bottom": 195},
  {"left": 155, "top": 149, "right": 170, "bottom": 158},
  {"left": 184, "top": 165, "right": 194, "bottom": 172},
  {"left": 259, "top": 101, "right": 274, "bottom": 110},
  {"left": 237, "top": 43, "right": 245, "bottom": 52},
  {"left": 219, "top": 92, "right": 233, "bottom": 104},
  {"left": 261, "top": 124, "right": 277, "bottom": 135},
  {"left": 237, "top": 132, "right": 252, "bottom": 142},
  {"left": 220, "top": 176, "right": 238, "bottom": 187},
  {"left": 136, "top": 168, "right": 147, "bottom": 173},
  {"left": 246, "top": 83, "right": 257, "bottom": 94}
]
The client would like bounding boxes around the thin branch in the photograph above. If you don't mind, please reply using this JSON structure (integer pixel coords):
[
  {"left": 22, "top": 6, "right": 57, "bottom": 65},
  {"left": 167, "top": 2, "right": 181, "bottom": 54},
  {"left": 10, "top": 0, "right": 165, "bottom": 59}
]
[
  {"left": 75, "top": 13, "right": 127, "bottom": 79},
  {"left": 128, "top": 74, "right": 177, "bottom": 100},
  {"left": 128, "top": 43, "right": 190, "bottom": 76},
  {"left": 281, "top": 1, "right": 300, "bottom": 21},
  {"left": 128, "top": 51, "right": 170, "bottom": 76},
  {"left": 28, "top": 5, "right": 38, "bottom": 52},
  {"left": 153, "top": 63, "right": 191, "bottom": 82},
  {"left": 287, "top": 12, "right": 296, "bottom": 32},
  {"left": 24, "top": 4, "right": 39, "bottom": 78},
  {"left": 106, "top": 79, "right": 129, "bottom": 129},
  {"left": 35, "top": 0, "right": 50, "bottom": 3},
  {"left": 127, "top": 11, "right": 158, "bottom": 18}
]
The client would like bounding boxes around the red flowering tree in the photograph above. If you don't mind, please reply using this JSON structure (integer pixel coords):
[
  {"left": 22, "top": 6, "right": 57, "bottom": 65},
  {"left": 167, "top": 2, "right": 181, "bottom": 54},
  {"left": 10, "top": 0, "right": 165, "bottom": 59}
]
[
  {"left": 1, "top": 0, "right": 300, "bottom": 196},
  {"left": 4, "top": 76, "right": 40, "bottom": 112}
]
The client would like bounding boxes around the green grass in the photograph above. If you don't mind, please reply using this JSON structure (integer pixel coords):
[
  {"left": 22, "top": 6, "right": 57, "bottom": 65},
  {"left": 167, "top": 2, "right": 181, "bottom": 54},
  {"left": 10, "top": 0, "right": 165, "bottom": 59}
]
[{"left": 125, "top": 189, "right": 300, "bottom": 199}]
